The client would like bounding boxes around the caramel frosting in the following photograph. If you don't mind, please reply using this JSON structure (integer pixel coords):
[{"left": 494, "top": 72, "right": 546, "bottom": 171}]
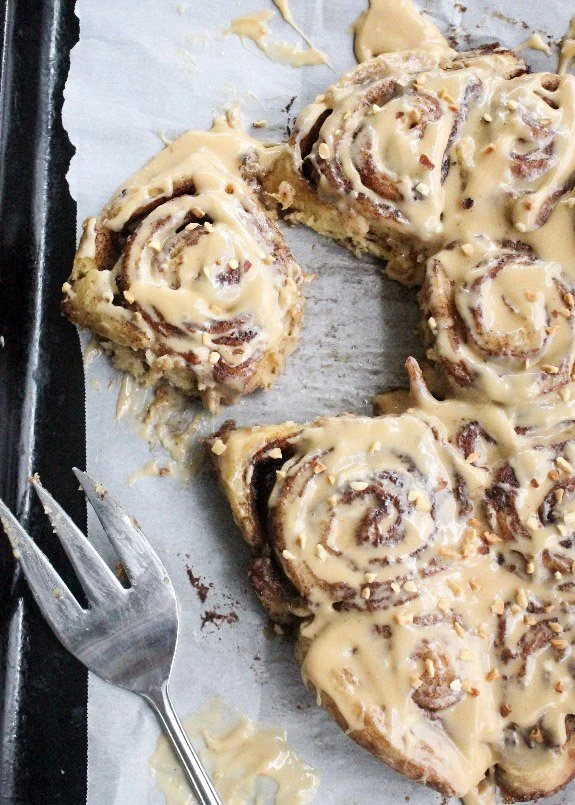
[
  {"left": 208, "top": 8, "right": 575, "bottom": 799},
  {"left": 353, "top": 0, "right": 449, "bottom": 63},
  {"left": 209, "top": 359, "right": 575, "bottom": 799},
  {"left": 421, "top": 240, "right": 575, "bottom": 405},
  {"left": 63, "top": 118, "right": 304, "bottom": 411},
  {"left": 150, "top": 698, "right": 319, "bottom": 805}
]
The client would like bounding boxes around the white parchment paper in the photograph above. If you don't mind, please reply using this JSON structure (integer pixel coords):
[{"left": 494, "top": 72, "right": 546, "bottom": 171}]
[{"left": 63, "top": 2, "right": 575, "bottom": 802}]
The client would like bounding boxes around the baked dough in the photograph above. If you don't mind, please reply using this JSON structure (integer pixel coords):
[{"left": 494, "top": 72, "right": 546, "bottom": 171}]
[
  {"left": 209, "top": 360, "right": 575, "bottom": 801},
  {"left": 210, "top": 34, "right": 575, "bottom": 804},
  {"left": 262, "top": 45, "right": 525, "bottom": 286},
  {"left": 63, "top": 120, "right": 304, "bottom": 412}
]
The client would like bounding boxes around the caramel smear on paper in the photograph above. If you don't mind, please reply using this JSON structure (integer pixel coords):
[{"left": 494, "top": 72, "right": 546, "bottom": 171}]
[
  {"left": 353, "top": 0, "right": 449, "bottom": 62},
  {"left": 150, "top": 698, "right": 319, "bottom": 804},
  {"left": 517, "top": 32, "right": 551, "bottom": 56},
  {"left": 559, "top": 16, "right": 575, "bottom": 74},
  {"left": 111, "top": 374, "right": 208, "bottom": 483},
  {"left": 226, "top": 5, "right": 329, "bottom": 69}
]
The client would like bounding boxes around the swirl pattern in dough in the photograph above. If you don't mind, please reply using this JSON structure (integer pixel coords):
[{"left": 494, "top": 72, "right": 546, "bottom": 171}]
[{"left": 63, "top": 121, "right": 304, "bottom": 412}]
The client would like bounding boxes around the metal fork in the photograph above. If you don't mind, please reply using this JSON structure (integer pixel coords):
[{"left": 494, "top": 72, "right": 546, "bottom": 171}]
[{"left": 0, "top": 469, "right": 222, "bottom": 805}]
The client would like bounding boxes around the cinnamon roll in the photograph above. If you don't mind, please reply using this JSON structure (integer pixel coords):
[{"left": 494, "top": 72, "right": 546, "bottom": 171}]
[
  {"left": 420, "top": 241, "right": 575, "bottom": 405},
  {"left": 262, "top": 46, "right": 525, "bottom": 284},
  {"left": 209, "top": 360, "right": 575, "bottom": 800},
  {"left": 63, "top": 120, "right": 304, "bottom": 412}
]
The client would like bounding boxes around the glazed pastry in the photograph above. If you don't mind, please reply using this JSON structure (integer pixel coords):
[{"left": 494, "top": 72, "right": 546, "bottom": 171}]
[
  {"left": 63, "top": 119, "right": 304, "bottom": 412},
  {"left": 209, "top": 360, "right": 575, "bottom": 801},
  {"left": 262, "top": 45, "right": 525, "bottom": 284},
  {"left": 420, "top": 240, "right": 575, "bottom": 405}
]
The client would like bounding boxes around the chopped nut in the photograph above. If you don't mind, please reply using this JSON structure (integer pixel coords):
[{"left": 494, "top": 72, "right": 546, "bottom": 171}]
[
  {"left": 438, "top": 597, "right": 450, "bottom": 613},
  {"left": 530, "top": 727, "right": 544, "bottom": 743},
  {"left": 360, "top": 586, "right": 371, "bottom": 600},
  {"left": 549, "top": 621, "right": 563, "bottom": 633},
  {"left": 478, "top": 623, "right": 488, "bottom": 639},
  {"left": 559, "top": 307, "right": 572, "bottom": 318},
  {"left": 486, "top": 669, "right": 500, "bottom": 682},
  {"left": 425, "top": 658, "right": 435, "bottom": 678},
  {"left": 282, "top": 549, "right": 296, "bottom": 561},
  {"left": 252, "top": 119, "right": 268, "bottom": 128},
  {"left": 555, "top": 680, "right": 565, "bottom": 693},
  {"left": 526, "top": 561, "right": 535, "bottom": 574},
  {"left": 450, "top": 678, "right": 462, "bottom": 692},
  {"left": 328, "top": 474, "right": 336, "bottom": 485},
  {"left": 483, "top": 143, "right": 496, "bottom": 154},
  {"left": 466, "top": 452, "right": 479, "bottom": 464},
  {"left": 560, "top": 387, "right": 571, "bottom": 402},
  {"left": 557, "top": 456, "right": 574, "bottom": 473},
  {"left": 453, "top": 621, "right": 465, "bottom": 637},
  {"left": 208, "top": 351, "right": 220, "bottom": 365},
  {"left": 491, "top": 599, "right": 505, "bottom": 615},
  {"left": 315, "top": 544, "right": 328, "bottom": 562},
  {"left": 369, "top": 441, "right": 381, "bottom": 455},
  {"left": 469, "top": 578, "right": 482, "bottom": 592},
  {"left": 414, "top": 182, "right": 430, "bottom": 197},
  {"left": 543, "top": 364, "right": 560, "bottom": 375},
  {"left": 565, "top": 293, "right": 575, "bottom": 308},
  {"left": 516, "top": 588, "right": 528, "bottom": 609},
  {"left": 350, "top": 480, "right": 369, "bottom": 490},
  {"left": 555, "top": 488, "right": 565, "bottom": 503},
  {"left": 210, "top": 438, "right": 227, "bottom": 456},
  {"left": 403, "top": 580, "right": 418, "bottom": 593},
  {"left": 448, "top": 580, "right": 463, "bottom": 596},
  {"left": 391, "top": 582, "right": 401, "bottom": 594},
  {"left": 526, "top": 516, "right": 540, "bottom": 531},
  {"left": 395, "top": 611, "right": 414, "bottom": 626},
  {"left": 410, "top": 674, "right": 423, "bottom": 689},
  {"left": 268, "top": 447, "right": 282, "bottom": 459},
  {"left": 314, "top": 462, "right": 327, "bottom": 474},
  {"left": 201, "top": 332, "right": 210, "bottom": 345},
  {"left": 551, "top": 638, "right": 568, "bottom": 650},
  {"left": 524, "top": 614, "right": 537, "bottom": 626},
  {"left": 365, "top": 572, "right": 378, "bottom": 583},
  {"left": 318, "top": 142, "right": 330, "bottom": 160},
  {"left": 460, "top": 242, "right": 474, "bottom": 257},
  {"left": 482, "top": 113, "right": 493, "bottom": 122},
  {"left": 459, "top": 648, "right": 472, "bottom": 661},
  {"left": 123, "top": 290, "right": 135, "bottom": 304},
  {"left": 525, "top": 290, "right": 539, "bottom": 302}
]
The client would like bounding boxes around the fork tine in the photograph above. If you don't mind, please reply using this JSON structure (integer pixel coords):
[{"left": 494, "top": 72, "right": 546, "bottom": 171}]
[
  {"left": 0, "top": 498, "right": 85, "bottom": 647},
  {"left": 72, "top": 468, "right": 163, "bottom": 583},
  {"left": 30, "top": 478, "right": 124, "bottom": 603}
]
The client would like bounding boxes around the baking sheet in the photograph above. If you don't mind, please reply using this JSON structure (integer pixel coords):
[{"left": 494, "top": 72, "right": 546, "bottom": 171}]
[{"left": 63, "top": 1, "right": 574, "bottom": 802}]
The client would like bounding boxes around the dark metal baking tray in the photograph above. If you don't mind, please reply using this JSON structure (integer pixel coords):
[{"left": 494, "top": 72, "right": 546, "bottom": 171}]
[{"left": 0, "top": 1, "right": 87, "bottom": 802}]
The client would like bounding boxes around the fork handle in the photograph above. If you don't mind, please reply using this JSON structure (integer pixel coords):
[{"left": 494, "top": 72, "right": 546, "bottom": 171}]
[{"left": 145, "top": 684, "right": 223, "bottom": 805}]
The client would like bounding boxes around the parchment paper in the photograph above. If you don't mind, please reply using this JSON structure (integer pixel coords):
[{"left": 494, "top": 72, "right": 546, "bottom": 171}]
[{"left": 63, "top": 2, "right": 574, "bottom": 802}]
